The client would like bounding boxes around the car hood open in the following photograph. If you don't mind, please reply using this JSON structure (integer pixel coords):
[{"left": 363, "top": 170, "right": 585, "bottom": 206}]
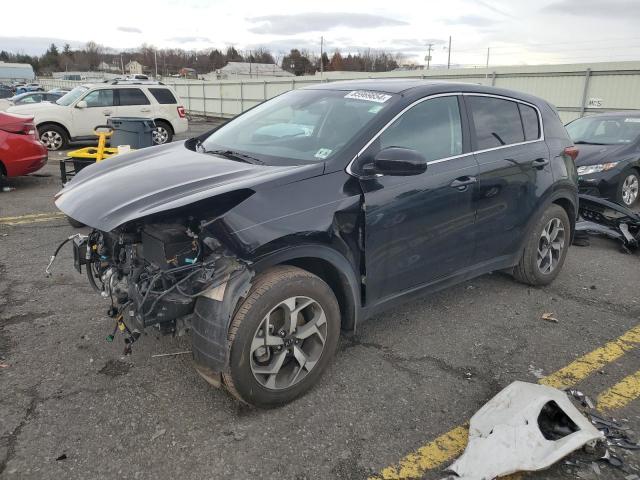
[{"left": 55, "top": 141, "right": 323, "bottom": 231}]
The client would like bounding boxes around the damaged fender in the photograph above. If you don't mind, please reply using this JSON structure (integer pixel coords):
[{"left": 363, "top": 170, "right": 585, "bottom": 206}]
[
  {"left": 191, "top": 259, "right": 254, "bottom": 381},
  {"left": 448, "top": 381, "right": 604, "bottom": 480}
]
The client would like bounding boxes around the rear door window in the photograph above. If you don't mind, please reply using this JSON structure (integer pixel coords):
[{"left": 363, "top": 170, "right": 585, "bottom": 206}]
[
  {"left": 467, "top": 96, "right": 525, "bottom": 149},
  {"left": 148, "top": 88, "right": 177, "bottom": 104},
  {"left": 118, "top": 88, "right": 150, "bottom": 106}
]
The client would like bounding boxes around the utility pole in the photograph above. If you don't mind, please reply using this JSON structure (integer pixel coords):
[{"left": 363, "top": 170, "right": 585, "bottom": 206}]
[
  {"left": 120, "top": 53, "right": 124, "bottom": 75},
  {"left": 154, "top": 49, "right": 158, "bottom": 78},
  {"left": 320, "top": 36, "right": 324, "bottom": 77},
  {"left": 485, "top": 47, "right": 490, "bottom": 80},
  {"left": 447, "top": 36, "right": 452, "bottom": 69},
  {"left": 426, "top": 43, "right": 434, "bottom": 70}
]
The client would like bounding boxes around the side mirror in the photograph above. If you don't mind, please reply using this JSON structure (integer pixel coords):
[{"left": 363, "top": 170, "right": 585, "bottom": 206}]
[
  {"left": 76, "top": 100, "right": 87, "bottom": 109},
  {"left": 371, "top": 147, "right": 427, "bottom": 176}
]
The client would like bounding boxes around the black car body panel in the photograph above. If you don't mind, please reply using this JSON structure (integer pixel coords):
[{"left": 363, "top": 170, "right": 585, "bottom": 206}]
[{"left": 54, "top": 80, "right": 578, "bottom": 374}]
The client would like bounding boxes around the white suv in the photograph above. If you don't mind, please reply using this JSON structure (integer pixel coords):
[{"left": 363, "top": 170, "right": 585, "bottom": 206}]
[{"left": 7, "top": 81, "right": 188, "bottom": 150}]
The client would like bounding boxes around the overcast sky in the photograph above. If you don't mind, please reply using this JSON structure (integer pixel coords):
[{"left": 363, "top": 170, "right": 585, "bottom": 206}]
[{"left": 2, "top": 0, "right": 640, "bottom": 66}]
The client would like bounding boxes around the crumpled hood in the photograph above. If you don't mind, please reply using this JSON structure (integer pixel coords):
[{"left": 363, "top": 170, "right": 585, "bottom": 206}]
[
  {"left": 574, "top": 143, "right": 628, "bottom": 166},
  {"left": 55, "top": 141, "right": 323, "bottom": 231}
]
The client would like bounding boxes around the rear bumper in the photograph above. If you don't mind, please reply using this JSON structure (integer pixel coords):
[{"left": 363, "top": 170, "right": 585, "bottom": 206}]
[
  {"left": 5, "top": 149, "right": 48, "bottom": 177},
  {"left": 171, "top": 117, "right": 188, "bottom": 135}
]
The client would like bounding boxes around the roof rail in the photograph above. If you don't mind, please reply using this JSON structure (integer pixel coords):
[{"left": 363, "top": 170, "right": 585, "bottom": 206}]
[{"left": 105, "top": 80, "right": 165, "bottom": 85}]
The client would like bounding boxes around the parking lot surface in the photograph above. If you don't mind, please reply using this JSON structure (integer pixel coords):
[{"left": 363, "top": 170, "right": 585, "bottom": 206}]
[{"left": 1, "top": 120, "right": 639, "bottom": 479}]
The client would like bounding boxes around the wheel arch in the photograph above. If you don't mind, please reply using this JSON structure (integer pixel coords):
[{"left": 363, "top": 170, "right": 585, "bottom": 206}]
[
  {"left": 36, "top": 121, "right": 70, "bottom": 139},
  {"left": 252, "top": 245, "right": 361, "bottom": 331},
  {"left": 153, "top": 118, "right": 174, "bottom": 134},
  {"left": 514, "top": 187, "right": 578, "bottom": 262}
]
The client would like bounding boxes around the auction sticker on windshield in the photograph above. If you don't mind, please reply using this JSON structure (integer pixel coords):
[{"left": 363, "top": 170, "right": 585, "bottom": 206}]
[
  {"left": 314, "top": 148, "right": 333, "bottom": 159},
  {"left": 344, "top": 90, "right": 392, "bottom": 103}
]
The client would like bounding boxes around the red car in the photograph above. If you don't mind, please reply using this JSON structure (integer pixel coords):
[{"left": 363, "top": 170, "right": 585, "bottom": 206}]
[{"left": 0, "top": 112, "right": 48, "bottom": 183}]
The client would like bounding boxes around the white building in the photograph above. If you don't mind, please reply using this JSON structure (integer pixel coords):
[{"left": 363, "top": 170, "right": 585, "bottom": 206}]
[
  {"left": 205, "top": 62, "right": 294, "bottom": 80},
  {"left": 0, "top": 62, "right": 35, "bottom": 81},
  {"left": 125, "top": 61, "right": 144, "bottom": 75}
]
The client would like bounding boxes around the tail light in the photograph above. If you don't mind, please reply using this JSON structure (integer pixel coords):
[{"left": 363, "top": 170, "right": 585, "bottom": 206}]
[
  {"left": 564, "top": 146, "right": 579, "bottom": 162},
  {"left": 177, "top": 106, "right": 186, "bottom": 118},
  {"left": 0, "top": 120, "right": 37, "bottom": 138}
]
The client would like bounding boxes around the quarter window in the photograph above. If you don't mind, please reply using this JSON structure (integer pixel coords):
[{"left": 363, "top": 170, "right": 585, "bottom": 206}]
[
  {"left": 519, "top": 103, "right": 540, "bottom": 141},
  {"left": 378, "top": 96, "right": 463, "bottom": 161},
  {"left": 149, "top": 88, "right": 177, "bottom": 104},
  {"left": 82, "top": 89, "right": 115, "bottom": 107},
  {"left": 468, "top": 96, "right": 525, "bottom": 149},
  {"left": 118, "top": 88, "right": 150, "bottom": 106}
]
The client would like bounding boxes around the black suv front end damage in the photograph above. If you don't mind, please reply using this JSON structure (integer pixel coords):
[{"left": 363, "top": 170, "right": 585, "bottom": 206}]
[{"left": 71, "top": 217, "right": 254, "bottom": 365}]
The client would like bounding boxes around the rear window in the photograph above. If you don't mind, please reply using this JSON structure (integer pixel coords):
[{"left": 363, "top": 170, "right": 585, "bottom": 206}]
[
  {"left": 468, "top": 96, "right": 525, "bottom": 149},
  {"left": 149, "top": 88, "right": 177, "bottom": 104},
  {"left": 118, "top": 88, "right": 150, "bottom": 106}
]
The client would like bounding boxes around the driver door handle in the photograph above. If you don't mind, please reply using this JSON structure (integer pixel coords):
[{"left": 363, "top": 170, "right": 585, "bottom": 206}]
[
  {"left": 531, "top": 158, "right": 549, "bottom": 169},
  {"left": 450, "top": 176, "right": 477, "bottom": 190},
  {"left": 102, "top": 109, "right": 113, "bottom": 116}
]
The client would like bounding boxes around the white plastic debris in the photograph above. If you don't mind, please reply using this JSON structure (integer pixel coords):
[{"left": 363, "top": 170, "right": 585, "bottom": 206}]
[{"left": 448, "top": 381, "right": 604, "bottom": 480}]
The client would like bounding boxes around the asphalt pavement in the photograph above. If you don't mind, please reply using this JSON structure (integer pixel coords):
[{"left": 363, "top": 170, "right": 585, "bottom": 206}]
[{"left": 1, "top": 119, "right": 639, "bottom": 480}]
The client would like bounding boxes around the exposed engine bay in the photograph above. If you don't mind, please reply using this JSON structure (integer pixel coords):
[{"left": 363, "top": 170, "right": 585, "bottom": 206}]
[{"left": 57, "top": 219, "right": 249, "bottom": 355}]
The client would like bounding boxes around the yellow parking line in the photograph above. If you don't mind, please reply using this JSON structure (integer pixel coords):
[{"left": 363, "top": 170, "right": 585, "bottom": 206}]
[
  {"left": 597, "top": 370, "right": 640, "bottom": 411},
  {"left": 373, "top": 323, "right": 640, "bottom": 480},
  {"left": 0, "top": 212, "right": 65, "bottom": 226}
]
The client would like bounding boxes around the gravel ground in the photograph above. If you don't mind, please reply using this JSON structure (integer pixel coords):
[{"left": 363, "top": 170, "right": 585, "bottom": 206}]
[{"left": 0, "top": 119, "right": 638, "bottom": 480}]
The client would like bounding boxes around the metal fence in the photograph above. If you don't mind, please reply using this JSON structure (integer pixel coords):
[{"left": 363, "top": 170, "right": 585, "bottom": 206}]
[{"left": 37, "top": 61, "right": 640, "bottom": 123}]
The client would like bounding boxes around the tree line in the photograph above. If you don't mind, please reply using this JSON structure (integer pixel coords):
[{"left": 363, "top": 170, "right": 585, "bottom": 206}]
[{"left": 1, "top": 41, "right": 403, "bottom": 76}]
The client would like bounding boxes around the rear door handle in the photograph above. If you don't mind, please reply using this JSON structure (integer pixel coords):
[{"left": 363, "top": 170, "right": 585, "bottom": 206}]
[
  {"left": 531, "top": 158, "right": 550, "bottom": 169},
  {"left": 140, "top": 108, "right": 151, "bottom": 113},
  {"left": 450, "top": 176, "right": 477, "bottom": 190}
]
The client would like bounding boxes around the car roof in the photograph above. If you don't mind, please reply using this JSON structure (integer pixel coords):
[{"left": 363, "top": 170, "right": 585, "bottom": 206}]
[{"left": 304, "top": 79, "right": 546, "bottom": 106}]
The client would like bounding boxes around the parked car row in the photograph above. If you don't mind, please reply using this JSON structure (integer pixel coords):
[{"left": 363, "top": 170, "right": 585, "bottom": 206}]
[{"left": 6, "top": 81, "right": 187, "bottom": 151}]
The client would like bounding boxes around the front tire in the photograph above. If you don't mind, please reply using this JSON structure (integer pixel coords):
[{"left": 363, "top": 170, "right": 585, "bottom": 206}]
[
  {"left": 222, "top": 266, "right": 340, "bottom": 407},
  {"left": 617, "top": 170, "right": 639, "bottom": 207},
  {"left": 38, "top": 124, "right": 68, "bottom": 151},
  {"left": 512, "top": 204, "right": 571, "bottom": 286}
]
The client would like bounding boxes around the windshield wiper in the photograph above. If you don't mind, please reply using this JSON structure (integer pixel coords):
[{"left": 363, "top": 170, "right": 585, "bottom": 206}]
[
  {"left": 574, "top": 140, "right": 607, "bottom": 145},
  {"left": 204, "top": 149, "right": 265, "bottom": 165}
]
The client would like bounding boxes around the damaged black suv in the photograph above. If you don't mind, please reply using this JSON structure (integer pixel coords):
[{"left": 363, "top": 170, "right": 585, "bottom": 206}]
[{"left": 55, "top": 80, "right": 578, "bottom": 407}]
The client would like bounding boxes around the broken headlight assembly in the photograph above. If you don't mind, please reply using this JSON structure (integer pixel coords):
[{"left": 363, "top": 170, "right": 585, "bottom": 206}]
[
  {"left": 46, "top": 219, "right": 246, "bottom": 355},
  {"left": 576, "top": 162, "right": 619, "bottom": 175}
]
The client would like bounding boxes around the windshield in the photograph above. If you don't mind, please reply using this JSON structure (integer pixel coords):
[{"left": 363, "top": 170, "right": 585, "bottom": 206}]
[
  {"left": 201, "top": 89, "right": 395, "bottom": 163},
  {"left": 56, "top": 86, "right": 89, "bottom": 106},
  {"left": 566, "top": 115, "right": 640, "bottom": 145}
]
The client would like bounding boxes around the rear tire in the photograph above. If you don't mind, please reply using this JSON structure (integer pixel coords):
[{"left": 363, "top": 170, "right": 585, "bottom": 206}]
[
  {"left": 222, "top": 266, "right": 340, "bottom": 408},
  {"left": 38, "top": 124, "right": 68, "bottom": 151},
  {"left": 152, "top": 121, "right": 173, "bottom": 145},
  {"left": 512, "top": 204, "right": 570, "bottom": 286}
]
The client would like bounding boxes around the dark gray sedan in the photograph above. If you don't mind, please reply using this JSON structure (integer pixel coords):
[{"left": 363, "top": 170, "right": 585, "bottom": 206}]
[{"left": 8, "top": 91, "right": 64, "bottom": 107}]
